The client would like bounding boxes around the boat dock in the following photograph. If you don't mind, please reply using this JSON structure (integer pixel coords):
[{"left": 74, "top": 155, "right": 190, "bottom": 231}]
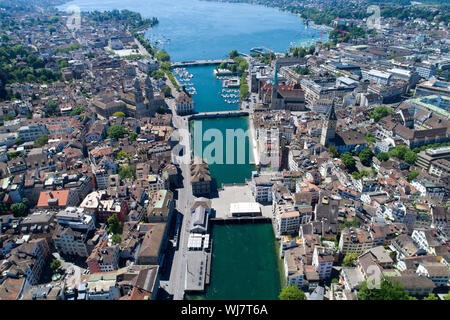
[{"left": 171, "top": 59, "right": 234, "bottom": 68}]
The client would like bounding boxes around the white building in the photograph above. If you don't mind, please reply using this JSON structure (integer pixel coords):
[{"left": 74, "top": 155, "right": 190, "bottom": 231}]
[
  {"left": 416, "top": 262, "right": 450, "bottom": 287},
  {"left": 53, "top": 226, "right": 90, "bottom": 257},
  {"left": 284, "top": 246, "right": 305, "bottom": 289},
  {"left": 278, "top": 211, "right": 300, "bottom": 235},
  {"left": 229, "top": 202, "right": 261, "bottom": 217},
  {"left": 175, "top": 91, "right": 194, "bottom": 115},
  {"left": 86, "top": 273, "right": 120, "bottom": 300},
  {"left": 338, "top": 227, "right": 373, "bottom": 255},
  {"left": 361, "top": 69, "right": 392, "bottom": 86},
  {"left": 17, "top": 124, "right": 48, "bottom": 142},
  {"left": 250, "top": 172, "right": 275, "bottom": 203},
  {"left": 411, "top": 228, "right": 441, "bottom": 255},
  {"left": 137, "top": 58, "right": 158, "bottom": 73},
  {"left": 56, "top": 207, "right": 96, "bottom": 232},
  {"left": 312, "top": 246, "right": 334, "bottom": 280}
]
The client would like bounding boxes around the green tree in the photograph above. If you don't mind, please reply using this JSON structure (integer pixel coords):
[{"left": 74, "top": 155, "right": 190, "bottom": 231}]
[
  {"left": 70, "top": 106, "right": 85, "bottom": 116},
  {"left": 228, "top": 49, "right": 239, "bottom": 59},
  {"left": 365, "top": 132, "right": 376, "bottom": 144},
  {"left": 128, "top": 131, "right": 138, "bottom": 141},
  {"left": 50, "top": 259, "right": 61, "bottom": 271},
  {"left": 352, "top": 170, "right": 370, "bottom": 180},
  {"left": 3, "top": 114, "right": 14, "bottom": 121},
  {"left": 342, "top": 252, "right": 358, "bottom": 267},
  {"left": 112, "top": 234, "right": 122, "bottom": 244},
  {"left": 404, "top": 150, "right": 417, "bottom": 165},
  {"left": 160, "top": 61, "right": 171, "bottom": 70},
  {"left": 34, "top": 134, "right": 48, "bottom": 147},
  {"left": 155, "top": 50, "right": 170, "bottom": 62},
  {"left": 341, "top": 152, "right": 356, "bottom": 172},
  {"left": 279, "top": 285, "right": 306, "bottom": 300},
  {"left": 388, "top": 145, "right": 409, "bottom": 161},
  {"left": 117, "top": 151, "right": 130, "bottom": 160},
  {"left": 14, "top": 137, "right": 24, "bottom": 145},
  {"left": 328, "top": 145, "right": 339, "bottom": 158},
  {"left": 45, "top": 100, "right": 59, "bottom": 116},
  {"left": 359, "top": 149, "right": 374, "bottom": 167},
  {"left": 150, "top": 69, "right": 166, "bottom": 80},
  {"left": 357, "top": 278, "right": 410, "bottom": 300},
  {"left": 377, "top": 152, "right": 390, "bottom": 162},
  {"left": 370, "top": 106, "right": 393, "bottom": 122},
  {"left": 112, "top": 111, "right": 125, "bottom": 118},
  {"left": 118, "top": 165, "right": 136, "bottom": 180},
  {"left": 11, "top": 202, "right": 27, "bottom": 217},
  {"left": 423, "top": 293, "right": 438, "bottom": 300},
  {"left": 107, "top": 214, "right": 123, "bottom": 235},
  {"left": 162, "top": 86, "right": 172, "bottom": 97},
  {"left": 107, "top": 125, "right": 127, "bottom": 139},
  {"left": 407, "top": 170, "right": 420, "bottom": 182}
]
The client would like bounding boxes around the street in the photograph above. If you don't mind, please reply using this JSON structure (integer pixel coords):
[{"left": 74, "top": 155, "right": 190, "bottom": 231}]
[{"left": 159, "top": 79, "right": 195, "bottom": 300}]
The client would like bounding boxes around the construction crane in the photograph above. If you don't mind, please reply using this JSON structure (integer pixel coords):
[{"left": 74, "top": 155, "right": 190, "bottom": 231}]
[
  {"left": 317, "top": 29, "right": 350, "bottom": 52},
  {"left": 334, "top": 29, "right": 350, "bottom": 52}
]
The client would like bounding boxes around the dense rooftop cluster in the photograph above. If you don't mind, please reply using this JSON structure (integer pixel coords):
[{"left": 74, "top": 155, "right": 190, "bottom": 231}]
[{"left": 0, "top": 0, "right": 449, "bottom": 301}]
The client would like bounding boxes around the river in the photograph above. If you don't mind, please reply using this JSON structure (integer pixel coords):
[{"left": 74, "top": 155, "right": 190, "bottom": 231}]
[{"left": 59, "top": 0, "right": 322, "bottom": 300}]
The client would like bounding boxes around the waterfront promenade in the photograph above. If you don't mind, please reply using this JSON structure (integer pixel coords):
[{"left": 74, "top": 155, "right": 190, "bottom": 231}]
[{"left": 162, "top": 79, "right": 195, "bottom": 300}]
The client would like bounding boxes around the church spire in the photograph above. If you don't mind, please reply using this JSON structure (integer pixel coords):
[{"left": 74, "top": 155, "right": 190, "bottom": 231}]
[
  {"left": 326, "top": 98, "right": 337, "bottom": 121},
  {"left": 145, "top": 75, "right": 154, "bottom": 100},
  {"left": 320, "top": 98, "right": 337, "bottom": 147},
  {"left": 273, "top": 61, "right": 279, "bottom": 86}
]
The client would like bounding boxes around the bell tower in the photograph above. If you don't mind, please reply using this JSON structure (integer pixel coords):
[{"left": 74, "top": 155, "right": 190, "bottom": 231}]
[
  {"left": 145, "top": 75, "right": 154, "bottom": 101},
  {"left": 133, "top": 77, "right": 144, "bottom": 105},
  {"left": 271, "top": 62, "right": 279, "bottom": 109},
  {"left": 320, "top": 99, "right": 337, "bottom": 147}
]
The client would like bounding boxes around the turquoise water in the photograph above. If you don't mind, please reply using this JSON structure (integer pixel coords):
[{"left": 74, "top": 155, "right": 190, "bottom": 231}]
[
  {"left": 175, "top": 65, "right": 240, "bottom": 113},
  {"left": 191, "top": 116, "right": 255, "bottom": 189},
  {"left": 186, "top": 223, "right": 283, "bottom": 300},
  {"left": 60, "top": 0, "right": 324, "bottom": 61}
]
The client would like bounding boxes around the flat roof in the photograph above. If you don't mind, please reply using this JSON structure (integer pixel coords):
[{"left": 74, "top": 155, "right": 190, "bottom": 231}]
[{"left": 229, "top": 202, "right": 261, "bottom": 214}]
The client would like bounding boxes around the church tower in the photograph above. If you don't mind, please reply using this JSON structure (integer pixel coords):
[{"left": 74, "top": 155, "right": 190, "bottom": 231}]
[
  {"left": 133, "top": 77, "right": 144, "bottom": 105},
  {"left": 144, "top": 75, "right": 154, "bottom": 101},
  {"left": 320, "top": 99, "right": 337, "bottom": 147},
  {"left": 271, "top": 62, "right": 279, "bottom": 109},
  {"left": 134, "top": 77, "right": 147, "bottom": 117}
]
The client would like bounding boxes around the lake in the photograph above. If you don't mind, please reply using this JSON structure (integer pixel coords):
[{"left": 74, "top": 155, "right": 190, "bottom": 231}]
[{"left": 60, "top": 0, "right": 323, "bottom": 61}]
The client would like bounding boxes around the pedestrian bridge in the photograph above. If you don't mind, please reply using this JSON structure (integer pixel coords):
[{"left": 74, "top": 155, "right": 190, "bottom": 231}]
[
  {"left": 171, "top": 59, "right": 234, "bottom": 68},
  {"left": 188, "top": 110, "right": 249, "bottom": 120}
]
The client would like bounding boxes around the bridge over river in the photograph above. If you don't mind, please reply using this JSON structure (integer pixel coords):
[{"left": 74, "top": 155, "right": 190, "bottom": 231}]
[
  {"left": 171, "top": 59, "right": 234, "bottom": 68},
  {"left": 188, "top": 110, "right": 249, "bottom": 120}
]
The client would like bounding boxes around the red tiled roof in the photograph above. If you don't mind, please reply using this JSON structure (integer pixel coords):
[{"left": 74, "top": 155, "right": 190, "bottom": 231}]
[{"left": 37, "top": 190, "right": 70, "bottom": 207}]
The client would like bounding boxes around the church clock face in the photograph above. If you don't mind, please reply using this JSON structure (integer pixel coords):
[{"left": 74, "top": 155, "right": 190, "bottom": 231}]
[{"left": 328, "top": 121, "right": 336, "bottom": 129}]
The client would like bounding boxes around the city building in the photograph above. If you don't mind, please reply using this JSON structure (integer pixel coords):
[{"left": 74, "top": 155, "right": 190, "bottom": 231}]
[{"left": 190, "top": 158, "right": 212, "bottom": 197}]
